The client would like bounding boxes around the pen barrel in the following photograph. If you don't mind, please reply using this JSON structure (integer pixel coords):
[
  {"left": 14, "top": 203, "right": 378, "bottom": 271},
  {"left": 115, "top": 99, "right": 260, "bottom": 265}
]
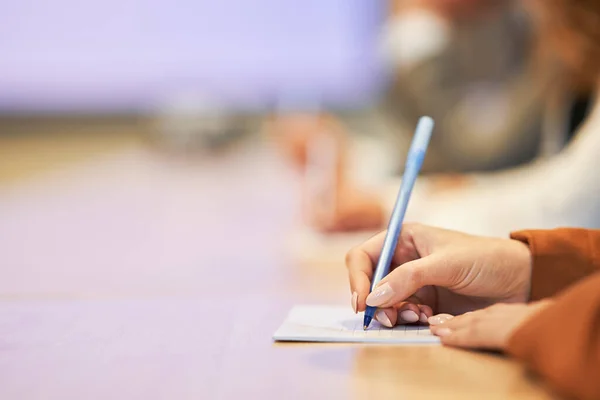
[
  {"left": 370, "top": 153, "right": 424, "bottom": 290},
  {"left": 364, "top": 116, "right": 433, "bottom": 328}
]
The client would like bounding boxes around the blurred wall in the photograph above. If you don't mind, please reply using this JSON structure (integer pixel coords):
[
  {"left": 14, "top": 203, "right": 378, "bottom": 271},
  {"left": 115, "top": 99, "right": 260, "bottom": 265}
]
[{"left": 0, "top": 0, "right": 385, "bottom": 114}]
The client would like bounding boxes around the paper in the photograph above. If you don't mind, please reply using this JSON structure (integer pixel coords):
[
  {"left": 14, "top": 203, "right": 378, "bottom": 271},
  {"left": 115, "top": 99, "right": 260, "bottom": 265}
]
[{"left": 273, "top": 305, "right": 440, "bottom": 344}]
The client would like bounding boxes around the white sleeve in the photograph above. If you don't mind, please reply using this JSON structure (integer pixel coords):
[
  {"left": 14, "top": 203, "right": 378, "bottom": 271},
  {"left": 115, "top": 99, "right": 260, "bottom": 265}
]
[{"left": 386, "top": 94, "right": 600, "bottom": 237}]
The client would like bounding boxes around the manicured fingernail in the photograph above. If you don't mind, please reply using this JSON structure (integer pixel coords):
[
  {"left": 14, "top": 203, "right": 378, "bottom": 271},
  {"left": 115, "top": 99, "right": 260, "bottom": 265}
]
[
  {"left": 366, "top": 283, "right": 394, "bottom": 307},
  {"left": 435, "top": 328, "right": 452, "bottom": 337},
  {"left": 399, "top": 310, "right": 419, "bottom": 323},
  {"left": 428, "top": 315, "right": 454, "bottom": 325},
  {"left": 375, "top": 310, "right": 393, "bottom": 328},
  {"left": 351, "top": 292, "right": 358, "bottom": 314},
  {"left": 419, "top": 313, "right": 428, "bottom": 323}
]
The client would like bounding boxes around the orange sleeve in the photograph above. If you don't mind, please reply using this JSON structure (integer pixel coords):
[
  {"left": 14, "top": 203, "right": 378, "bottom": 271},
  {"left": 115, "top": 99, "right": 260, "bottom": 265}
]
[
  {"left": 510, "top": 228, "right": 600, "bottom": 300},
  {"left": 507, "top": 272, "right": 600, "bottom": 400}
]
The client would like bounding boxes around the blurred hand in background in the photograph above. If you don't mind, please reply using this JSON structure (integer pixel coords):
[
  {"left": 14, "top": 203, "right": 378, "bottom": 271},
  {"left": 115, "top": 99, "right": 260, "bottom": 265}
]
[{"left": 268, "top": 113, "right": 386, "bottom": 232}]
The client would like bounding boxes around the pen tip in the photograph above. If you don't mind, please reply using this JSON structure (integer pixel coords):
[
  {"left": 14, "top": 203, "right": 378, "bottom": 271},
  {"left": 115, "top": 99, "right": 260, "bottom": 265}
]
[{"left": 363, "top": 315, "right": 372, "bottom": 330}]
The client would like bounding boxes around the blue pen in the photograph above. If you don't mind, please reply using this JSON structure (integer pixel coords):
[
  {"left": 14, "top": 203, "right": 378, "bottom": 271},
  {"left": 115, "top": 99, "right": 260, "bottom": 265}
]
[{"left": 363, "top": 116, "right": 434, "bottom": 330}]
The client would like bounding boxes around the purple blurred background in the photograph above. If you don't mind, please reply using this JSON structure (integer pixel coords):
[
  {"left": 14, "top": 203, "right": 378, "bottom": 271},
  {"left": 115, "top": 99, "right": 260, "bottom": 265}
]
[{"left": 0, "top": 0, "right": 385, "bottom": 114}]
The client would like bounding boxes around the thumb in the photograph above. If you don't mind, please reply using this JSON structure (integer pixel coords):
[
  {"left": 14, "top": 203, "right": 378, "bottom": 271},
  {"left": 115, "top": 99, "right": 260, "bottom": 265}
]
[{"left": 365, "top": 255, "right": 452, "bottom": 308}]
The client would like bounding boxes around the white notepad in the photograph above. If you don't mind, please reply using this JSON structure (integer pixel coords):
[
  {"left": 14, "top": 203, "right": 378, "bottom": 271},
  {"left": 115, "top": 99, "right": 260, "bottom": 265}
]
[{"left": 273, "top": 305, "right": 440, "bottom": 344}]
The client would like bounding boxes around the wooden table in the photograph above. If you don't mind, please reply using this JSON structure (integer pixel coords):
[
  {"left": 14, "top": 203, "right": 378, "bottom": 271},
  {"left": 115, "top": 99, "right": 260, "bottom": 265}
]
[{"left": 0, "top": 138, "right": 555, "bottom": 399}]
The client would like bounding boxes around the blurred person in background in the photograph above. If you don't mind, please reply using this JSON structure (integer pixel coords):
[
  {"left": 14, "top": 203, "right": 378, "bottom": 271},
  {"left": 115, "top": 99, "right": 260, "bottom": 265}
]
[
  {"left": 375, "top": 0, "right": 598, "bottom": 237},
  {"left": 273, "top": 0, "right": 597, "bottom": 237},
  {"left": 270, "top": 0, "right": 559, "bottom": 234},
  {"left": 376, "top": 0, "right": 545, "bottom": 173}
]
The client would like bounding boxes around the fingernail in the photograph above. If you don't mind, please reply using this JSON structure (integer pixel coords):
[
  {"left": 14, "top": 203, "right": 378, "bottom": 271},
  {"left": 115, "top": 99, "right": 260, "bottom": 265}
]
[
  {"left": 419, "top": 313, "right": 428, "bottom": 323},
  {"left": 351, "top": 292, "right": 358, "bottom": 314},
  {"left": 428, "top": 315, "right": 454, "bottom": 325},
  {"left": 399, "top": 310, "right": 419, "bottom": 323},
  {"left": 375, "top": 310, "right": 393, "bottom": 328},
  {"left": 365, "top": 283, "right": 394, "bottom": 307},
  {"left": 435, "top": 328, "right": 452, "bottom": 337}
]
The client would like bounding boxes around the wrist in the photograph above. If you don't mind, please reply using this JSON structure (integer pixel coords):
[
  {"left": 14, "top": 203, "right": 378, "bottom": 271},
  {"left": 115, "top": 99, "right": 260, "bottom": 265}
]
[{"left": 509, "top": 239, "right": 533, "bottom": 302}]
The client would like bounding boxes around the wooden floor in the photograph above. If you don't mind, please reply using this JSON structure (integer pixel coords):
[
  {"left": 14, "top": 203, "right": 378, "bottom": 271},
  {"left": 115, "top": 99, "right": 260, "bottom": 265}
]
[{"left": 0, "top": 126, "right": 557, "bottom": 399}]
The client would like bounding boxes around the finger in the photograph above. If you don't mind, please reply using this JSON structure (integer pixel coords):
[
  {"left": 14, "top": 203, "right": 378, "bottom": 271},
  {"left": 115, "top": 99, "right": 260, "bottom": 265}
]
[
  {"left": 348, "top": 224, "right": 431, "bottom": 310},
  {"left": 374, "top": 308, "right": 396, "bottom": 328},
  {"left": 435, "top": 322, "right": 489, "bottom": 349},
  {"left": 418, "top": 304, "right": 434, "bottom": 323},
  {"left": 394, "top": 302, "right": 421, "bottom": 324},
  {"left": 397, "top": 302, "right": 421, "bottom": 324},
  {"left": 428, "top": 313, "right": 454, "bottom": 326},
  {"left": 347, "top": 230, "right": 387, "bottom": 268},
  {"left": 375, "top": 302, "right": 423, "bottom": 327},
  {"left": 351, "top": 291, "right": 359, "bottom": 314},
  {"left": 350, "top": 224, "right": 423, "bottom": 272},
  {"left": 436, "top": 311, "right": 477, "bottom": 331},
  {"left": 346, "top": 245, "right": 377, "bottom": 312},
  {"left": 365, "top": 255, "right": 449, "bottom": 308}
]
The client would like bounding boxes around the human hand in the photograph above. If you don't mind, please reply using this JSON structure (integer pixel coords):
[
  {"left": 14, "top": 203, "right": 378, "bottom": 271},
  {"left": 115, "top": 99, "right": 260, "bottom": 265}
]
[
  {"left": 429, "top": 301, "right": 552, "bottom": 351},
  {"left": 346, "top": 223, "right": 532, "bottom": 327},
  {"left": 267, "top": 113, "right": 383, "bottom": 233},
  {"left": 267, "top": 112, "right": 383, "bottom": 233},
  {"left": 307, "top": 183, "right": 385, "bottom": 233},
  {"left": 267, "top": 113, "right": 346, "bottom": 170}
]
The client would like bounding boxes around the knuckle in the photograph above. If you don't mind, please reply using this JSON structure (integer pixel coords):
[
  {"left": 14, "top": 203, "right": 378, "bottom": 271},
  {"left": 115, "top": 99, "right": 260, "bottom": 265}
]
[
  {"left": 403, "top": 222, "right": 418, "bottom": 232},
  {"left": 459, "top": 312, "right": 474, "bottom": 322},
  {"left": 404, "top": 222, "right": 422, "bottom": 239},
  {"left": 344, "top": 248, "right": 359, "bottom": 269},
  {"left": 406, "top": 264, "right": 423, "bottom": 285}
]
